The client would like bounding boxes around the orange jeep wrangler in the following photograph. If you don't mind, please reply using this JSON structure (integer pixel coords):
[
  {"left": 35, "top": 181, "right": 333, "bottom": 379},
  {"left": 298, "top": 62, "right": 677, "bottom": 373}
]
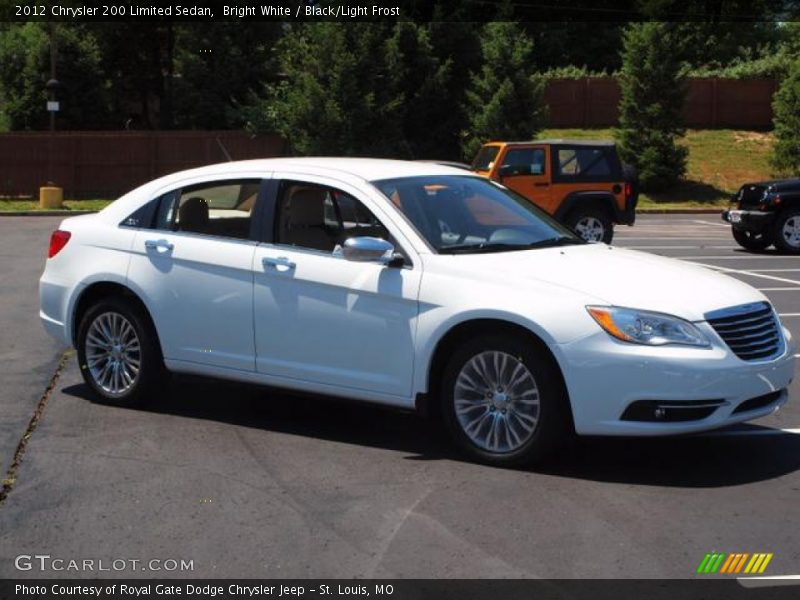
[{"left": 471, "top": 140, "right": 638, "bottom": 243}]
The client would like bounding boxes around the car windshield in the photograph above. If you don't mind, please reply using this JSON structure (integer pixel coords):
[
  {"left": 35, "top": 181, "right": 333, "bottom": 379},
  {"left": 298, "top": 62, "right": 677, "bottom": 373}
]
[
  {"left": 372, "top": 175, "right": 583, "bottom": 254},
  {"left": 471, "top": 146, "right": 500, "bottom": 171}
]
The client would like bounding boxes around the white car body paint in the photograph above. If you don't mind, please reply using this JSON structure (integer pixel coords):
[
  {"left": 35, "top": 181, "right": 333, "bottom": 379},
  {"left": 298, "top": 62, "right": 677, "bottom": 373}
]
[{"left": 40, "top": 158, "right": 795, "bottom": 436}]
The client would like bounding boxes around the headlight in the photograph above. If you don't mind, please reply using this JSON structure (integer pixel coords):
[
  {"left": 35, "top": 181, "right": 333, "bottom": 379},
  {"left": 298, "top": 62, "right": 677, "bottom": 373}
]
[{"left": 586, "top": 306, "right": 710, "bottom": 347}]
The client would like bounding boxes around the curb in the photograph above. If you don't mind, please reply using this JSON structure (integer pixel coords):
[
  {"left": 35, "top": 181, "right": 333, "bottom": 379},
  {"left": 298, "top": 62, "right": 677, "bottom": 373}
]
[
  {"left": 637, "top": 208, "right": 724, "bottom": 214},
  {"left": 0, "top": 210, "right": 97, "bottom": 217}
]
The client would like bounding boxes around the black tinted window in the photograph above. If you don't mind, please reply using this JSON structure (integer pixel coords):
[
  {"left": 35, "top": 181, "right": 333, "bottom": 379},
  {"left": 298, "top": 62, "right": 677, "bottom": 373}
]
[{"left": 557, "top": 147, "right": 611, "bottom": 177}]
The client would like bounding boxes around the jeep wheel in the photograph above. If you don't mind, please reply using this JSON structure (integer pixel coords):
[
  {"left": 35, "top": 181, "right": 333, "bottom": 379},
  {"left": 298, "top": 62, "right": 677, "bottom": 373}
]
[
  {"left": 773, "top": 209, "right": 800, "bottom": 255},
  {"left": 440, "top": 333, "right": 570, "bottom": 467},
  {"left": 566, "top": 210, "right": 613, "bottom": 244},
  {"left": 732, "top": 228, "right": 772, "bottom": 252}
]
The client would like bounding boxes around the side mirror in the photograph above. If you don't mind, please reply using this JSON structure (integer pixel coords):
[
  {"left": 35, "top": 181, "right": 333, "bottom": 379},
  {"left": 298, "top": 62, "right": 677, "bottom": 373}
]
[{"left": 339, "top": 237, "right": 402, "bottom": 266}]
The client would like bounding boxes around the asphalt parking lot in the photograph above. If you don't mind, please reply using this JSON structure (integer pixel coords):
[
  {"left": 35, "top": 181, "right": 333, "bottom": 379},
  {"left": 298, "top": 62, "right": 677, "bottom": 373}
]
[{"left": 0, "top": 214, "right": 798, "bottom": 579}]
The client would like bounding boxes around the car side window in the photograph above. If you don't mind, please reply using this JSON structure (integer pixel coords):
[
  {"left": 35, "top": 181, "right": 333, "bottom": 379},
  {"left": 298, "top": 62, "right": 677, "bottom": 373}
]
[
  {"left": 501, "top": 148, "right": 545, "bottom": 175},
  {"left": 275, "top": 182, "right": 391, "bottom": 253},
  {"left": 153, "top": 180, "right": 261, "bottom": 240},
  {"left": 557, "top": 148, "right": 611, "bottom": 177}
]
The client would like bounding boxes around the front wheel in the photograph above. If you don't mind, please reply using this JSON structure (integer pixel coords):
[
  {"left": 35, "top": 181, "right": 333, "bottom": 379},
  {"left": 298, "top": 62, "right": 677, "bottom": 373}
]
[
  {"left": 732, "top": 228, "right": 772, "bottom": 251},
  {"left": 566, "top": 210, "right": 614, "bottom": 244},
  {"left": 76, "top": 297, "right": 164, "bottom": 406},
  {"left": 772, "top": 209, "right": 800, "bottom": 255},
  {"left": 440, "top": 334, "right": 570, "bottom": 466}
]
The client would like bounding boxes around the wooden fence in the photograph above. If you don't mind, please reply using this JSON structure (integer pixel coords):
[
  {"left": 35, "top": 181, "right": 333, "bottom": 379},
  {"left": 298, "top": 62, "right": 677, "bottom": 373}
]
[
  {"left": 544, "top": 77, "right": 778, "bottom": 129},
  {"left": 0, "top": 131, "right": 286, "bottom": 198}
]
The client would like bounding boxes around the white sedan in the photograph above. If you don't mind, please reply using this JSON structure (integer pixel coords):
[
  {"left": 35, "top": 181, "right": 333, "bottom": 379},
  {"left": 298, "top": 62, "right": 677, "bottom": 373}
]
[{"left": 39, "top": 158, "right": 795, "bottom": 465}]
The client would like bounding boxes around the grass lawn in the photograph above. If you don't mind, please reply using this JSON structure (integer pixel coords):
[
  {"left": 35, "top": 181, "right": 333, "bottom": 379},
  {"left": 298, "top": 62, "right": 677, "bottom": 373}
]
[
  {"left": 541, "top": 128, "right": 776, "bottom": 208},
  {"left": 0, "top": 198, "right": 112, "bottom": 212}
]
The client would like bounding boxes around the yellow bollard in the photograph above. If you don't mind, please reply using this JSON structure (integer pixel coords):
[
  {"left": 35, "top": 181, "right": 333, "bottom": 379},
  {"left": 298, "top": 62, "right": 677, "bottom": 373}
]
[{"left": 39, "top": 186, "right": 63, "bottom": 209}]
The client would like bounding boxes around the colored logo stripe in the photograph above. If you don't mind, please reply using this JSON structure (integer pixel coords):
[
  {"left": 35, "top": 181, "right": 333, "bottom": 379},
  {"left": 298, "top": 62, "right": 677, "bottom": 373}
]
[{"left": 699, "top": 553, "right": 774, "bottom": 574}]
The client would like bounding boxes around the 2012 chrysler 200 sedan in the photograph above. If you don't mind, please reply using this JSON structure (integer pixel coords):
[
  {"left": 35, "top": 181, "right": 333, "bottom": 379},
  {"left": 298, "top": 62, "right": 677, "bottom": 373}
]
[{"left": 40, "top": 159, "right": 795, "bottom": 465}]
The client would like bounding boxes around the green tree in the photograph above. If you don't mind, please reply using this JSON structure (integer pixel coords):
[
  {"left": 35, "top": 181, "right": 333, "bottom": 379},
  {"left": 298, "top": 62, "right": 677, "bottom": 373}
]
[
  {"left": 242, "top": 22, "right": 453, "bottom": 158},
  {"left": 0, "top": 23, "right": 111, "bottom": 130},
  {"left": 461, "top": 21, "right": 545, "bottom": 161},
  {"left": 615, "top": 22, "right": 688, "bottom": 191},
  {"left": 771, "top": 58, "right": 800, "bottom": 175}
]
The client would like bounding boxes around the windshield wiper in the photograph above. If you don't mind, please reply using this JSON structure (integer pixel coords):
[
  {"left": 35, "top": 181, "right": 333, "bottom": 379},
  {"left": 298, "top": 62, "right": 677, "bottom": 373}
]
[
  {"left": 524, "top": 236, "right": 585, "bottom": 249},
  {"left": 439, "top": 242, "right": 532, "bottom": 254},
  {"left": 439, "top": 237, "right": 583, "bottom": 254}
]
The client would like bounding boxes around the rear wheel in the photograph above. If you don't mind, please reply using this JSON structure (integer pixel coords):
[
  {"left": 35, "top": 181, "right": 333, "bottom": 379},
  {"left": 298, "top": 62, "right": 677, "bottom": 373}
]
[
  {"left": 440, "top": 333, "right": 569, "bottom": 466},
  {"left": 773, "top": 209, "right": 800, "bottom": 255},
  {"left": 566, "top": 209, "right": 614, "bottom": 244},
  {"left": 732, "top": 228, "right": 772, "bottom": 251},
  {"left": 76, "top": 297, "right": 164, "bottom": 406}
]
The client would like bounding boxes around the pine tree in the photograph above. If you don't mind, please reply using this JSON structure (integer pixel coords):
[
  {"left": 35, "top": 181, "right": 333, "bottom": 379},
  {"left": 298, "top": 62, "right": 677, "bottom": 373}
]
[
  {"left": 615, "top": 22, "right": 688, "bottom": 191},
  {"left": 770, "top": 58, "right": 800, "bottom": 175},
  {"left": 461, "top": 21, "right": 545, "bottom": 161}
]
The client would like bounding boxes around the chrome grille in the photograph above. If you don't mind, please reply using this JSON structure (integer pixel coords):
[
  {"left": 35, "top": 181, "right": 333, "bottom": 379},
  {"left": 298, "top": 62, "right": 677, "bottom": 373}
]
[{"left": 706, "top": 302, "right": 783, "bottom": 361}]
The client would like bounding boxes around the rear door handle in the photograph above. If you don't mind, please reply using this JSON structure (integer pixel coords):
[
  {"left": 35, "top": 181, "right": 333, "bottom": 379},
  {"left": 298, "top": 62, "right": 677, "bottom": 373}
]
[
  {"left": 144, "top": 239, "right": 174, "bottom": 251},
  {"left": 262, "top": 256, "right": 296, "bottom": 270}
]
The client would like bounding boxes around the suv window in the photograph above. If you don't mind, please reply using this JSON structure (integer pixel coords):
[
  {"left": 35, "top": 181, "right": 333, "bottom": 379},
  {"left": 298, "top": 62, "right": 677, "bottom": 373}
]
[
  {"left": 276, "top": 182, "right": 390, "bottom": 253},
  {"left": 557, "top": 147, "right": 611, "bottom": 177},
  {"left": 501, "top": 148, "right": 545, "bottom": 175},
  {"left": 154, "top": 180, "right": 260, "bottom": 240},
  {"left": 471, "top": 146, "right": 500, "bottom": 171}
]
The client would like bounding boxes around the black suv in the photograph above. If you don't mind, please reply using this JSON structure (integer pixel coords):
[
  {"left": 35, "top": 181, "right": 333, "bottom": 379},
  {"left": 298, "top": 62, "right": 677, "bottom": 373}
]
[{"left": 723, "top": 178, "right": 800, "bottom": 253}]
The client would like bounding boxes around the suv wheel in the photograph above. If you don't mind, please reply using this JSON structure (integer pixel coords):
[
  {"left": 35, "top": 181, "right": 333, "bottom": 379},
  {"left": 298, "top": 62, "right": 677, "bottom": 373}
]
[
  {"left": 440, "top": 333, "right": 569, "bottom": 466},
  {"left": 566, "top": 210, "right": 613, "bottom": 244},
  {"left": 773, "top": 209, "right": 800, "bottom": 254},
  {"left": 76, "top": 297, "right": 164, "bottom": 406},
  {"left": 732, "top": 228, "right": 772, "bottom": 251}
]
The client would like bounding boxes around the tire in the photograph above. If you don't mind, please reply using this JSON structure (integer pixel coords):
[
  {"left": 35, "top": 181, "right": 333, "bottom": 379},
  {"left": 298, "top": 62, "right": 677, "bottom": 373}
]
[
  {"left": 732, "top": 227, "right": 772, "bottom": 252},
  {"left": 440, "top": 333, "right": 570, "bottom": 467},
  {"left": 565, "top": 209, "right": 614, "bottom": 244},
  {"left": 76, "top": 296, "right": 164, "bottom": 407},
  {"left": 772, "top": 209, "right": 800, "bottom": 255}
]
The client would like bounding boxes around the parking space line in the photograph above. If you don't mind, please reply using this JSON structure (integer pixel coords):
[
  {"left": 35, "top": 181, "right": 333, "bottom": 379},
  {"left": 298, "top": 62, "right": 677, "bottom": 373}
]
[
  {"left": 778, "top": 313, "right": 800, "bottom": 317},
  {"left": 690, "top": 262, "right": 800, "bottom": 286},
  {"left": 756, "top": 287, "right": 800, "bottom": 291},
  {"left": 748, "top": 269, "right": 800, "bottom": 272},
  {"left": 690, "top": 219, "right": 728, "bottom": 227},
  {"left": 624, "top": 245, "right": 738, "bottom": 250},
  {"left": 682, "top": 255, "right": 800, "bottom": 260},
  {"left": 702, "top": 428, "right": 800, "bottom": 436}
]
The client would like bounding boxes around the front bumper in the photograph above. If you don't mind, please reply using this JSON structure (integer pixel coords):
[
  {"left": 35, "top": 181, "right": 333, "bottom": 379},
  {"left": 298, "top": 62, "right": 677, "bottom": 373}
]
[
  {"left": 722, "top": 208, "right": 774, "bottom": 233},
  {"left": 556, "top": 326, "right": 795, "bottom": 436}
]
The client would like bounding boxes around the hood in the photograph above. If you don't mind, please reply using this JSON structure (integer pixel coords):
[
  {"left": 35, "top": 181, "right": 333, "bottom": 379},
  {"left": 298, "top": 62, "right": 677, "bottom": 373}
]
[{"left": 439, "top": 244, "right": 766, "bottom": 322}]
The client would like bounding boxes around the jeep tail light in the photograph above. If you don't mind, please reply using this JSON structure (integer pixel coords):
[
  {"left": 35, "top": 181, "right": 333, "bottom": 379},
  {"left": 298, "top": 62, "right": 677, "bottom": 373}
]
[
  {"left": 624, "top": 182, "right": 632, "bottom": 199},
  {"left": 48, "top": 230, "right": 71, "bottom": 258}
]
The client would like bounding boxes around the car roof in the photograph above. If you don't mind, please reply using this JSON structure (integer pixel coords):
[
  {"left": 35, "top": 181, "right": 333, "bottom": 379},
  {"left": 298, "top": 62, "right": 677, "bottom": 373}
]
[
  {"left": 488, "top": 139, "right": 615, "bottom": 147},
  {"left": 98, "top": 157, "right": 481, "bottom": 224},
  {"left": 157, "top": 157, "right": 474, "bottom": 184}
]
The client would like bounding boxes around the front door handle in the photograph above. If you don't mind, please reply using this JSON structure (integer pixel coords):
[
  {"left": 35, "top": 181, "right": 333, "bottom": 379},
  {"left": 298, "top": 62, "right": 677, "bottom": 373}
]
[
  {"left": 534, "top": 182, "right": 550, "bottom": 188},
  {"left": 144, "top": 239, "right": 174, "bottom": 251},
  {"left": 262, "top": 256, "right": 296, "bottom": 270}
]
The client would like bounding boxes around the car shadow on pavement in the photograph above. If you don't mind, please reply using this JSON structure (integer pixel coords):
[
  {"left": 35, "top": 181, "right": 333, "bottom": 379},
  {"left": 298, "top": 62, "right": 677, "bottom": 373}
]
[{"left": 63, "top": 375, "right": 800, "bottom": 488}]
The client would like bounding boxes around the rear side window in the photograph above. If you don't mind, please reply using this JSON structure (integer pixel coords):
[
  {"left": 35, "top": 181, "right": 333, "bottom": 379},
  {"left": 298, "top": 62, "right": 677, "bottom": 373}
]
[
  {"left": 153, "top": 179, "right": 261, "bottom": 240},
  {"left": 556, "top": 147, "right": 612, "bottom": 177}
]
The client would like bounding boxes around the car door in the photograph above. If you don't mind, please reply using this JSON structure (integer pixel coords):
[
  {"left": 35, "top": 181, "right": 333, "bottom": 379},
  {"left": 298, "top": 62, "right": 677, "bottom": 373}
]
[
  {"left": 127, "top": 177, "right": 266, "bottom": 372},
  {"left": 252, "top": 175, "right": 421, "bottom": 399},
  {"left": 496, "top": 145, "right": 554, "bottom": 212}
]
